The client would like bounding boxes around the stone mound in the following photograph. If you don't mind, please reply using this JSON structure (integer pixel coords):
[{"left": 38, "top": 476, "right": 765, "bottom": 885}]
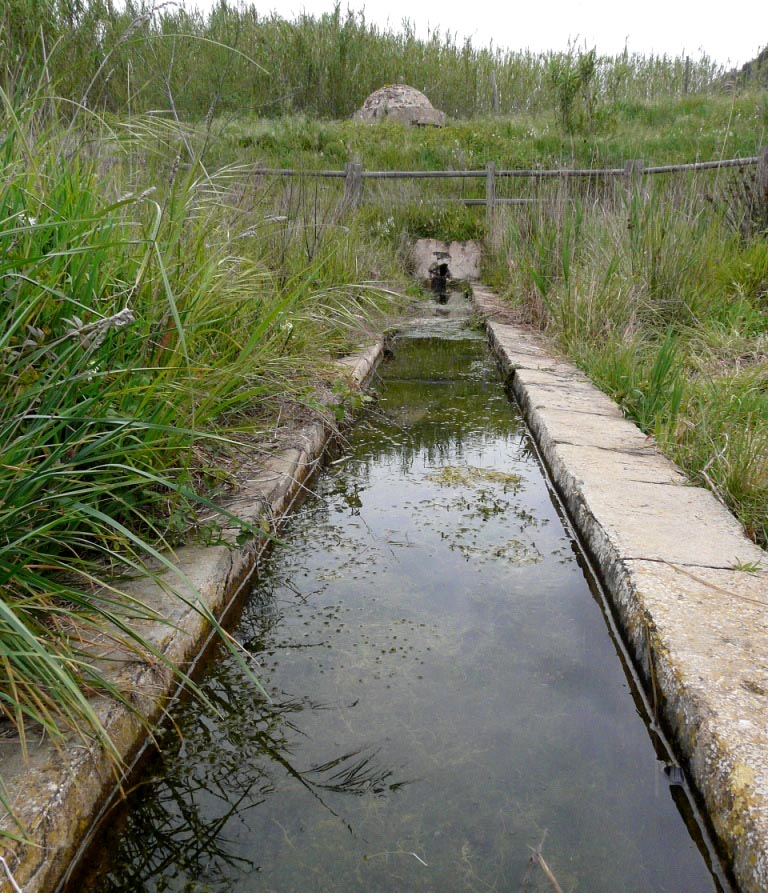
[{"left": 354, "top": 84, "right": 446, "bottom": 126}]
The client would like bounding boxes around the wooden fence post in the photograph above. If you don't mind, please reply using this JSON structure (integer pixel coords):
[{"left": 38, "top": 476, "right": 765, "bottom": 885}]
[
  {"left": 759, "top": 146, "right": 768, "bottom": 207},
  {"left": 485, "top": 162, "right": 497, "bottom": 243},
  {"left": 342, "top": 162, "right": 363, "bottom": 211},
  {"left": 624, "top": 159, "right": 644, "bottom": 188}
]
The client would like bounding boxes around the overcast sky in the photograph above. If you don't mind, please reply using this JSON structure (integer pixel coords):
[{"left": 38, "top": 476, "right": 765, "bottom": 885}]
[{"left": 188, "top": 0, "right": 765, "bottom": 68}]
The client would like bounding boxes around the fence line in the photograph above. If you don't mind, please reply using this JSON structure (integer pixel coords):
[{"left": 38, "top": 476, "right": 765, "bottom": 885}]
[
  {"left": 250, "top": 154, "right": 763, "bottom": 181},
  {"left": 250, "top": 148, "right": 768, "bottom": 231}
]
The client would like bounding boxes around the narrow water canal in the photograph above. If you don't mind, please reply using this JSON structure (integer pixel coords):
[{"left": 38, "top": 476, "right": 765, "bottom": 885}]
[{"left": 72, "top": 314, "right": 727, "bottom": 892}]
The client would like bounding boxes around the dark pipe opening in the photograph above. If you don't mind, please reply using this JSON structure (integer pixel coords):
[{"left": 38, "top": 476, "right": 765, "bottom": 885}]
[{"left": 429, "top": 256, "right": 450, "bottom": 304}]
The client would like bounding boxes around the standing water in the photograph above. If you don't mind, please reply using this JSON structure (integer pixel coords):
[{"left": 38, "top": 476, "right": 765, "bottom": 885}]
[{"left": 70, "top": 308, "right": 728, "bottom": 893}]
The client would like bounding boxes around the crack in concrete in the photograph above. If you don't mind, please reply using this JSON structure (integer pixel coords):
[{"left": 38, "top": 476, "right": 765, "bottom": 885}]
[
  {"left": 551, "top": 438, "right": 663, "bottom": 456},
  {"left": 623, "top": 555, "right": 753, "bottom": 572}
]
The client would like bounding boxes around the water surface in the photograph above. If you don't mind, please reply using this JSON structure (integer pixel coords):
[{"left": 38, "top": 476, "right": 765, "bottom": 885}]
[{"left": 74, "top": 323, "right": 724, "bottom": 893}]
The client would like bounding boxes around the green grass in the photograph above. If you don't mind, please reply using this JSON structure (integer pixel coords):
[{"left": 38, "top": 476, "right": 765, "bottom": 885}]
[
  {"left": 204, "top": 88, "right": 766, "bottom": 170},
  {"left": 484, "top": 162, "right": 768, "bottom": 545},
  {"left": 0, "top": 72, "right": 406, "bottom": 837}
]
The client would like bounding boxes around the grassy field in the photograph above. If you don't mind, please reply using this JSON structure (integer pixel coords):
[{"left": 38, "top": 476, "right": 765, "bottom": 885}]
[
  {"left": 208, "top": 93, "right": 768, "bottom": 552},
  {"left": 1, "top": 0, "right": 767, "bottom": 844}
]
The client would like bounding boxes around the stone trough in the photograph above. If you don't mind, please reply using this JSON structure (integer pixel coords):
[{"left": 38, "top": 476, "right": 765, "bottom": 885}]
[{"left": 2, "top": 286, "right": 768, "bottom": 893}]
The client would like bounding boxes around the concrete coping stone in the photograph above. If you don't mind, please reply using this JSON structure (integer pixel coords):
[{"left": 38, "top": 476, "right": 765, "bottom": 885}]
[{"left": 474, "top": 288, "right": 768, "bottom": 893}]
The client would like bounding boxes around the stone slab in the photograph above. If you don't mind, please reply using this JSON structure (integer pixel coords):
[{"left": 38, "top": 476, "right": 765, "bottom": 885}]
[
  {"left": 410, "top": 238, "right": 482, "bottom": 280},
  {"left": 479, "top": 302, "right": 768, "bottom": 893},
  {"left": 618, "top": 560, "right": 768, "bottom": 892},
  {"left": 523, "top": 399, "right": 663, "bottom": 452}
]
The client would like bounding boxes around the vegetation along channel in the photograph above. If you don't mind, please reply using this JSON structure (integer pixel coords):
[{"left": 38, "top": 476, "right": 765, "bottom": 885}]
[{"left": 68, "top": 304, "right": 731, "bottom": 893}]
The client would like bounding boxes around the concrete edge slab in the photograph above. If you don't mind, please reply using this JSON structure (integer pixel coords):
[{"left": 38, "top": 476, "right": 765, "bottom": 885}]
[
  {"left": 0, "top": 338, "right": 386, "bottom": 893},
  {"left": 478, "top": 302, "right": 768, "bottom": 892}
]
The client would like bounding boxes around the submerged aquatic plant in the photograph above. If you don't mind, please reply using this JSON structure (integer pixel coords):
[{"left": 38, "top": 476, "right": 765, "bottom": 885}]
[{"left": 427, "top": 465, "right": 522, "bottom": 488}]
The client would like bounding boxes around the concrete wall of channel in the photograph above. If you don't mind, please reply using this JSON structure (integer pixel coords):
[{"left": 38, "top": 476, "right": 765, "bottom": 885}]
[
  {"left": 4, "top": 287, "right": 768, "bottom": 892},
  {"left": 0, "top": 341, "right": 384, "bottom": 893},
  {"left": 473, "top": 285, "right": 768, "bottom": 893}
]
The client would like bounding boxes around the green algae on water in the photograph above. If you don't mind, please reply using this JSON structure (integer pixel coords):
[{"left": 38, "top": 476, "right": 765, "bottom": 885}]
[{"left": 427, "top": 465, "right": 523, "bottom": 488}]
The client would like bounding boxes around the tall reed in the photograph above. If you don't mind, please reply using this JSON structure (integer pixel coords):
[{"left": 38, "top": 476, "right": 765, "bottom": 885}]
[{"left": 1, "top": 0, "right": 729, "bottom": 122}]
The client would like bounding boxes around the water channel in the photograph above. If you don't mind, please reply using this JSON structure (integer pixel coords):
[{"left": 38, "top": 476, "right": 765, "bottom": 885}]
[{"left": 70, "top": 303, "right": 728, "bottom": 892}]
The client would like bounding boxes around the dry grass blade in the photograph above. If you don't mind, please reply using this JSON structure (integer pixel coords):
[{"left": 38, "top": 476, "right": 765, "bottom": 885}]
[{"left": 521, "top": 829, "right": 564, "bottom": 893}]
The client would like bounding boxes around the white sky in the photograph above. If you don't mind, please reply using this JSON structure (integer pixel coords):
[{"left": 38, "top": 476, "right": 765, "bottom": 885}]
[{"left": 188, "top": 0, "right": 766, "bottom": 68}]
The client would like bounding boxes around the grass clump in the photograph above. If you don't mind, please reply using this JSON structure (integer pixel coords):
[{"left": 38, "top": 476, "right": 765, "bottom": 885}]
[
  {"left": 0, "top": 71, "right": 406, "bottom": 835},
  {"left": 485, "top": 162, "right": 768, "bottom": 546},
  {"left": 0, "top": 96, "right": 249, "bottom": 762}
]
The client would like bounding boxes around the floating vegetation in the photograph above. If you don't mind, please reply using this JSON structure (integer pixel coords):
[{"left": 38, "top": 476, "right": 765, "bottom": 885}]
[{"left": 427, "top": 465, "right": 523, "bottom": 488}]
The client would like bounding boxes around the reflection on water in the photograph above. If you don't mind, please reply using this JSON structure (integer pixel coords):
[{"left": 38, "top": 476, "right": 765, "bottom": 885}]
[{"left": 73, "top": 327, "right": 725, "bottom": 893}]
